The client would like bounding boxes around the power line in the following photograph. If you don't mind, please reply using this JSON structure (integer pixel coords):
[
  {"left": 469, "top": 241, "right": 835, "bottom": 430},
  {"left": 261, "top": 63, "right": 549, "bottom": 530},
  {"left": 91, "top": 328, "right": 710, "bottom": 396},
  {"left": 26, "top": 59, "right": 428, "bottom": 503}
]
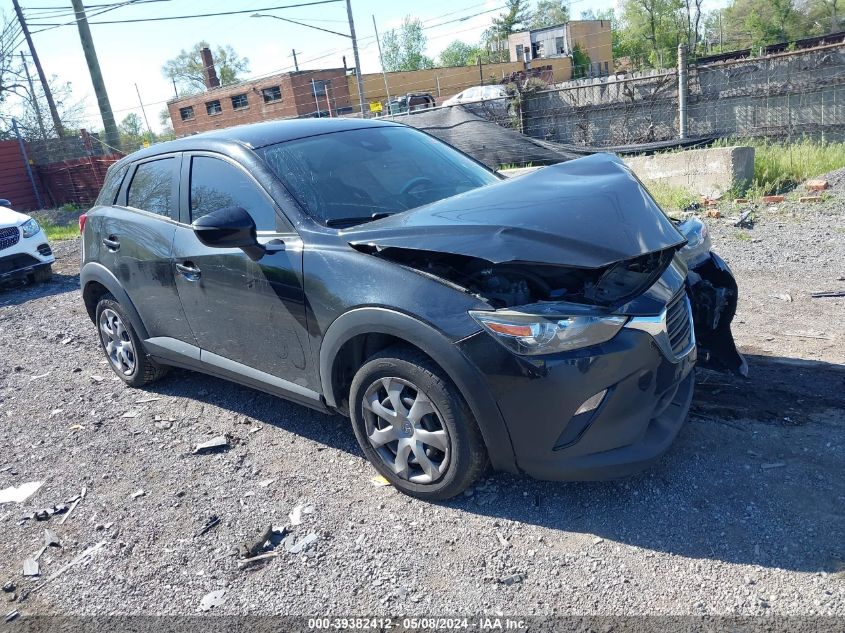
[{"left": 28, "top": 0, "right": 345, "bottom": 27}]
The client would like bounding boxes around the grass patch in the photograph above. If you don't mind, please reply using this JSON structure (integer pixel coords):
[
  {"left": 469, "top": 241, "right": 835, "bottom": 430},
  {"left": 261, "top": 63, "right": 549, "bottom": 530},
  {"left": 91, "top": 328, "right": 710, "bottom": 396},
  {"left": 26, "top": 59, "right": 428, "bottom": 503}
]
[
  {"left": 734, "top": 230, "right": 751, "bottom": 241},
  {"left": 39, "top": 220, "right": 78, "bottom": 241},
  {"left": 643, "top": 181, "right": 699, "bottom": 213},
  {"left": 716, "top": 138, "right": 845, "bottom": 196}
]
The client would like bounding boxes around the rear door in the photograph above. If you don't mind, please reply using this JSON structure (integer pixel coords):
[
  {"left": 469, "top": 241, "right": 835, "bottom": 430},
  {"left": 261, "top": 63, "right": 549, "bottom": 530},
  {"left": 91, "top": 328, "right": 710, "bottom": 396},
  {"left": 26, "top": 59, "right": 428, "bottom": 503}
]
[
  {"left": 102, "top": 153, "right": 195, "bottom": 343},
  {"left": 172, "top": 152, "right": 311, "bottom": 384}
]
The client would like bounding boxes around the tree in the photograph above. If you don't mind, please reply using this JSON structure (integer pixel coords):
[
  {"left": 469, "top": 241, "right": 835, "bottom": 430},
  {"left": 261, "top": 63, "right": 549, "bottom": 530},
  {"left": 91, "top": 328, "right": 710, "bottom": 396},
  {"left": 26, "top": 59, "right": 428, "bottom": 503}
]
[
  {"left": 529, "top": 1, "right": 570, "bottom": 29},
  {"left": 487, "top": 0, "right": 533, "bottom": 61},
  {"left": 162, "top": 41, "right": 249, "bottom": 95},
  {"left": 618, "top": 0, "right": 685, "bottom": 67},
  {"left": 119, "top": 113, "right": 145, "bottom": 150},
  {"left": 720, "top": 0, "right": 810, "bottom": 49},
  {"left": 0, "top": 74, "right": 85, "bottom": 142},
  {"left": 438, "top": 40, "right": 484, "bottom": 67},
  {"left": 571, "top": 43, "right": 591, "bottom": 78},
  {"left": 158, "top": 108, "right": 176, "bottom": 140},
  {"left": 381, "top": 16, "right": 435, "bottom": 72}
]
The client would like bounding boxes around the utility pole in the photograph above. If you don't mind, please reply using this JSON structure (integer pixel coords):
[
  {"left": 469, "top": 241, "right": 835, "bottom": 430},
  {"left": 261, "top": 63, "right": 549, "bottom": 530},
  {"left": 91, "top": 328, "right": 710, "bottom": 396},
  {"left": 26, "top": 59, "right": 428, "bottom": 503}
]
[
  {"left": 292, "top": 49, "right": 299, "bottom": 71},
  {"left": 677, "top": 44, "right": 688, "bottom": 140},
  {"left": 346, "top": 0, "right": 366, "bottom": 118},
  {"left": 135, "top": 83, "right": 152, "bottom": 139},
  {"left": 70, "top": 0, "right": 120, "bottom": 152},
  {"left": 12, "top": 0, "right": 64, "bottom": 137},
  {"left": 20, "top": 51, "right": 48, "bottom": 142},
  {"left": 372, "top": 15, "right": 390, "bottom": 107}
]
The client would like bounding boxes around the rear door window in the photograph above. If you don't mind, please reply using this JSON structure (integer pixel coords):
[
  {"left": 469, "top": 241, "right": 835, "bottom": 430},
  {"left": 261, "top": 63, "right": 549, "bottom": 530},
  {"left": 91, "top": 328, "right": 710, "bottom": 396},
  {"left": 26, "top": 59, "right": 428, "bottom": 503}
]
[
  {"left": 127, "top": 158, "right": 177, "bottom": 219},
  {"left": 189, "top": 156, "right": 280, "bottom": 231},
  {"left": 96, "top": 163, "right": 128, "bottom": 206}
]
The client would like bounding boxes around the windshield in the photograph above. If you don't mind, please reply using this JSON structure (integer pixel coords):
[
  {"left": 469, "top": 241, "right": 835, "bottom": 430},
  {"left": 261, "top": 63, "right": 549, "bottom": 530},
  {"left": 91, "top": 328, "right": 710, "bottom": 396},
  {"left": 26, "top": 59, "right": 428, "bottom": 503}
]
[{"left": 256, "top": 126, "right": 499, "bottom": 227}]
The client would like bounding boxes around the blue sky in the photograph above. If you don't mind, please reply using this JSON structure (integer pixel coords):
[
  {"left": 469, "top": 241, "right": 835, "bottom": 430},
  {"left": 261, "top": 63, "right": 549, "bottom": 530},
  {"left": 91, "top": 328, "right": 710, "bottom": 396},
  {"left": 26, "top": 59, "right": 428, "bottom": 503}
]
[{"left": 5, "top": 0, "right": 637, "bottom": 132}]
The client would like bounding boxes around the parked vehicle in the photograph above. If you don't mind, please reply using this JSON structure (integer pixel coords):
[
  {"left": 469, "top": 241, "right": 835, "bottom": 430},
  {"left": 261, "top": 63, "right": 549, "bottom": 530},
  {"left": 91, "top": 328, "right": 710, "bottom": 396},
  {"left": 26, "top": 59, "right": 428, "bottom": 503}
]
[
  {"left": 0, "top": 203, "right": 54, "bottom": 286},
  {"left": 79, "top": 119, "right": 742, "bottom": 500},
  {"left": 443, "top": 85, "right": 512, "bottom": 119},
  {"left": 386, "top": 93, "right": 436, "bottom": 115}
]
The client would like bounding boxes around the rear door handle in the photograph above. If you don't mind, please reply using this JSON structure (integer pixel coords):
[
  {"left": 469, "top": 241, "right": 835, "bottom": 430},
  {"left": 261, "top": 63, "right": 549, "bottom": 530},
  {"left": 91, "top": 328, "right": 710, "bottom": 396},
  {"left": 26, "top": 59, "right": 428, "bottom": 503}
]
[
  {"left": 175, "top": 262, "right": 201, "bottom": 280},
  {"left": 102, "top": 236, "right": 120, "bottom": 251}
]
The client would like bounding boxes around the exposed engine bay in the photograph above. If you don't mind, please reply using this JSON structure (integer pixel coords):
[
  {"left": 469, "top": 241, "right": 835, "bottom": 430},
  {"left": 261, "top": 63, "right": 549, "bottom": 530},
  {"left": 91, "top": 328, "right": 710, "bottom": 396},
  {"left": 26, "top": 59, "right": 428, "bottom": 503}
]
[{"left": 353, "top": 245, "right": 678, "bottom": 310}]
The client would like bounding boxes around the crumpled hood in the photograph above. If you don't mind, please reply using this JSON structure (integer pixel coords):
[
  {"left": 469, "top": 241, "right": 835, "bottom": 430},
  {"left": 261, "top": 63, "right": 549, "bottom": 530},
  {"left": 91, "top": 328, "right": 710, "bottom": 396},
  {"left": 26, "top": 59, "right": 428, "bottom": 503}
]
[
  {"left": 0, "top": 207, "right": 30, "bottom": 228},
  {"left": 345, "top": 153, "right": 686, "bottom": 269}
]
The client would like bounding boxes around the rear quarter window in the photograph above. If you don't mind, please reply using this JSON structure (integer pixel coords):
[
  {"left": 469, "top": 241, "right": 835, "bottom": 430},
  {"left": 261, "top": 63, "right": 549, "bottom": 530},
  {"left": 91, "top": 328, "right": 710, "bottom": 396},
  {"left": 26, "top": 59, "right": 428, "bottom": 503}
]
[{"left": 95, "top": 163, "right": 129, "bottom": 206}]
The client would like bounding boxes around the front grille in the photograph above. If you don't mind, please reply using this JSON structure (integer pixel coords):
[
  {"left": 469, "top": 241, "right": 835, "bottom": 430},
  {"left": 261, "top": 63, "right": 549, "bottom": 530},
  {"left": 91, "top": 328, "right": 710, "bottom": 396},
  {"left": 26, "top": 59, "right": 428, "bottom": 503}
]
[
  {"left": 0, "top": 253, "right": 39, "bottom": 275},
  {"left": 666, "top": 291, "right": 693, "bottom": 357},
  {"left": 0, "top": 226, "right": 20, "bottom": 252}
]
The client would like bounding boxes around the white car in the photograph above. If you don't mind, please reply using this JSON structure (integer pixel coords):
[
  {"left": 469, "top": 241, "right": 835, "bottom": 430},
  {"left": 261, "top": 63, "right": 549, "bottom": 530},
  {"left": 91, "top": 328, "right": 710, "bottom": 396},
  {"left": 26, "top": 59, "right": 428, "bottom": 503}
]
[
  {"left": 0, "top": 203, "right": 54, "bottom": 285},
  {"left": 442, "top": 85, "right": 512, "bottom": 118}
]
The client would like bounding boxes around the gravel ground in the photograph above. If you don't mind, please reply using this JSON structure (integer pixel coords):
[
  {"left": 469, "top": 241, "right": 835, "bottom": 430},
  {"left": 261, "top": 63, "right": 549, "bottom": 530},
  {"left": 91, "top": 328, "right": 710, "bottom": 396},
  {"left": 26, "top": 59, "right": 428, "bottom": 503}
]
[{"left": 0, "top": 182, "right": 843, "bottom": 618}]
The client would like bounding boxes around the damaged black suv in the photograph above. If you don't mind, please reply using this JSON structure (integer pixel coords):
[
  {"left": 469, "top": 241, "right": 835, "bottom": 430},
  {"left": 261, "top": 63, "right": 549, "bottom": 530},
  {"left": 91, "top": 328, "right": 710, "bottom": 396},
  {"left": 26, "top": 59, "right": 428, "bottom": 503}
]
[{"left": 80, "top": 119, "right": 743, "bottom": 500}]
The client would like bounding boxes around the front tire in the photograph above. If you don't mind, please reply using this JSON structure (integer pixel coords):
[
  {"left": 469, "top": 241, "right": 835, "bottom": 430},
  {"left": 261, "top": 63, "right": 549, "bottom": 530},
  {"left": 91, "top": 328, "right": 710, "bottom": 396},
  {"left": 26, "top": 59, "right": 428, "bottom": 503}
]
[
  {"left": 349, "top": 346, "right": 488, "bottom": 501},
  {"left": 95, "top": 294, "right": 168, "bottom": 387},
  {"left": 30, "top": 265, "right": 52, "bottom": 284}
]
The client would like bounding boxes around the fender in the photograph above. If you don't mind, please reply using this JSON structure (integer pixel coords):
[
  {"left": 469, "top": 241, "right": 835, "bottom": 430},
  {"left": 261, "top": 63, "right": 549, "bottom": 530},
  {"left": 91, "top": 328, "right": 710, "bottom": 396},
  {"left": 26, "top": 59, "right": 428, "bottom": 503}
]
[
  {"left": 319, "top": 307, "right": 518, "bottom": 474},
  {"left": 80, "top": 262, "right": 150, "bottom": 341}
]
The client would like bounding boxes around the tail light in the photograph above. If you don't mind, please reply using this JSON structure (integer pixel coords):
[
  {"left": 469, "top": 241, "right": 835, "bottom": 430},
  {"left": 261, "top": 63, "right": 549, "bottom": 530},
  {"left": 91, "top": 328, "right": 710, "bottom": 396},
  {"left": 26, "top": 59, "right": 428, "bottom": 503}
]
[{"left": 78, "top": 213, "right": 87, "bottom": 234}]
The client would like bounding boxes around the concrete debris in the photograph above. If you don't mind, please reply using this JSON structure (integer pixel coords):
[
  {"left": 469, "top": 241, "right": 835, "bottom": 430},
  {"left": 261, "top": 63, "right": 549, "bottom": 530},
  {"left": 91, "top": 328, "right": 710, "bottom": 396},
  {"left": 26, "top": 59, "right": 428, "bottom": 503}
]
[
  {"left": 0, "top": 481, "right": 44, "bottom": 505},
  {"left": 59, "top": 487, "right": 86, "bottom": 525},
  {"left": 593, "top": 537, "right": 605, "bottom": 545},
  {"left": 90, "top": 375, "right": 104, "bottom": 383},
  {"left": 496, "top": 532, "right": 510, "bottom": 548},
  {"left": 192, "top": 436, "right": 229, "bottom": 454},
  {"left": 198, "top": 589, "right": 226, "bottom": 612},
  {"left": 734, "top": 209, "right": 754, "bottom": 227},
  {"left": 121, "top": 410, "right": 139, "bottom": 419},
  {"left": 22, "top": 558, "right": 39, "bottom": 577},
  {"left": 135, "top": 397, "right": 162, "bottom": 404},
  {"left": 288, "top": 502, "right": 314, "bottom": 526},
  {"left": 239, "top": 525, "right": 273, "bottom": 559},
  {"left": 195, "top": 515, "right": 220, "bottom": 537},
  {"left": 131, "top": 490, "right": 146, "bottom": 499},
  {"left": 44, "top": 529, "right": 60, "bottom": 547},
  {"left": 761, "top": 462, "right": 787, "bottom": 470},
  {"left": 236, "top": 551, "right": 281, "bottom": 569},
  {"left": 284, "top": 532, "right": 317, "bottom": 554},
  {"left": 257, "top": 478, "right": 276, "bottom": 488},
  {"left": 27, "top": 541, "right": 107, "bottom": 596},
  {"left": 771, "top": 293, "right": 792, "bottom": 302},
  {"left": 499, "top": 573, "right": 523, "bottom": 586},
  {"left": 783, "top": 330, "right": 832, "bottom": 340}
]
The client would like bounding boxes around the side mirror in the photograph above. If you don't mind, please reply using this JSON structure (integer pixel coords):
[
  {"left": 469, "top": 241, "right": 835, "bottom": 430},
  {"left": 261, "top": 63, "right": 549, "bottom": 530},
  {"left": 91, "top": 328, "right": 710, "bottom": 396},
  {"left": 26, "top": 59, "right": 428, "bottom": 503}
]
[{"left": 192, "top": 206, "right": 265, "bottom": 260}]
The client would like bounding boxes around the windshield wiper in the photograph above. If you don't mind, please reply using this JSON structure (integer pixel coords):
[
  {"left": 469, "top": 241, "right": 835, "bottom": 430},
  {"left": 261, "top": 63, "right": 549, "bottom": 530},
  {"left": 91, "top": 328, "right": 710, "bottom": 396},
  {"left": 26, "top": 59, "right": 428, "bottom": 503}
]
[{"left": 325, "top": 212, "right": 395, "bottom": 228}]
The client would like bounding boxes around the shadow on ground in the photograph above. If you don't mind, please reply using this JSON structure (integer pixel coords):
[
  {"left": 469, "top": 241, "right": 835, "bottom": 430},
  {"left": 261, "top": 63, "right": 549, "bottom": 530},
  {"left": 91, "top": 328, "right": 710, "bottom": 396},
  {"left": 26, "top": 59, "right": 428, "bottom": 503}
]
[
  {"left": 0, "top": 272, "right": 79, "bottom": 306},
  {"left": 131, "top": 352, "right": 845, "bottom": 575}
]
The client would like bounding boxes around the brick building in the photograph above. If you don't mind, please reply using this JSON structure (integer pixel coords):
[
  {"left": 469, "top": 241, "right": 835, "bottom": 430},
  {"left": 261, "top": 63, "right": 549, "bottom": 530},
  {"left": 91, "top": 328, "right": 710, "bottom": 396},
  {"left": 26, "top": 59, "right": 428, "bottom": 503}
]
[{"left": 167, "top": 66, "right": 352, "bottom": 136}]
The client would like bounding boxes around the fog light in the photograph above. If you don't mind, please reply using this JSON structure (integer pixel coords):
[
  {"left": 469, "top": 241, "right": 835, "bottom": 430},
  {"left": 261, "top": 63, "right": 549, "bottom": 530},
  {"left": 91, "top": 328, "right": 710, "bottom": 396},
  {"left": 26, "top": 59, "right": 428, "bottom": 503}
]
[{"left": 574, "top": 389, "right": 607, "bottom": 416}]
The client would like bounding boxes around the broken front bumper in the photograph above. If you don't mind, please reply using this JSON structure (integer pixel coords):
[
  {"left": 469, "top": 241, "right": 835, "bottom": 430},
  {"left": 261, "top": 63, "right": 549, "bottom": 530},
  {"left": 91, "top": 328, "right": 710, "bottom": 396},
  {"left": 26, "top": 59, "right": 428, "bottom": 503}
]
[
  {"left": 688, "top": 252, "right": 747, "bottom": 376},
  {"left": 457, "top": 325, "right": 696, "bottom": 481}
]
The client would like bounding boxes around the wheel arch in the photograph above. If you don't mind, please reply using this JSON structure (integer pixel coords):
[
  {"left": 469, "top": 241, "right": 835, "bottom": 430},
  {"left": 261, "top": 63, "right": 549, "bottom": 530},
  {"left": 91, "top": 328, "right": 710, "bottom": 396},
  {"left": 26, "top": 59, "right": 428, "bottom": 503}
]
[
  {"left": 80, "top": 262, "right": 150, "bottom": 341},
  {"left": 319, "top": 307, "right": 518, "bottom": 474}
]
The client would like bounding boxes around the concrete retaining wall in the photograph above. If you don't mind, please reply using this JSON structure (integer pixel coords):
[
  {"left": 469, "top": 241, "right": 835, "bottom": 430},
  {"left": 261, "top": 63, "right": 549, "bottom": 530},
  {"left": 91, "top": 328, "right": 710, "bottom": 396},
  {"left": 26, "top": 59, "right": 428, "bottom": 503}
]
[{"left": 501, "top": 145, "right": 755, "bottom": 198}]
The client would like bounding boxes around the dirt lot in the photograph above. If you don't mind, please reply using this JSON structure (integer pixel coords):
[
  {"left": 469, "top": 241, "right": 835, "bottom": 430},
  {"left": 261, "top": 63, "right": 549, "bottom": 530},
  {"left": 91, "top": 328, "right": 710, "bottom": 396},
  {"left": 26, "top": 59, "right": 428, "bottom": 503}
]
[{"left": 0, "top": 186, "right": 843, "bottom": 618}]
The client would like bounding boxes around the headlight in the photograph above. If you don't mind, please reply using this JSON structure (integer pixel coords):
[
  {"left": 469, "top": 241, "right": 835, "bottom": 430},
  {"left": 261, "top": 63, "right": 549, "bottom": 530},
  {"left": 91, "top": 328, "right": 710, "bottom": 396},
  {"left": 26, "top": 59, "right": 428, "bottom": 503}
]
[
  {"left": 20, "top": 218, "right": 41, "bottom": 238},
  {"left": 469, "top": 309, "right": 627, "bottom": 356}
]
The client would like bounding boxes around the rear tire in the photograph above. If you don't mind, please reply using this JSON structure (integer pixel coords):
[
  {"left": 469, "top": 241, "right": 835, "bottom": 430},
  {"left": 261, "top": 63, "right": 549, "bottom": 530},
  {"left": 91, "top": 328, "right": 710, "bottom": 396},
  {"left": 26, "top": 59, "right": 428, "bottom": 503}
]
[
  {"left": 95, "top": 294, "right": 168, "bottom": 387},
  {"left": 349, "top": 346, "right": 488, "bottom": 501}
]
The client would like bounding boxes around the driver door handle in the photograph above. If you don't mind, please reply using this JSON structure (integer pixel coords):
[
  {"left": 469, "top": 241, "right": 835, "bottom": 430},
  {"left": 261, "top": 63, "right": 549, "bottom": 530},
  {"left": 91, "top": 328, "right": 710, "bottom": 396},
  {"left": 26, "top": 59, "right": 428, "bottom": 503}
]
[
  {"left": 102, "top": 236, "right": 120, "bottom": 251},
  {"left": 175, "top": 262, "right": 201, "bottom": 281}
]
